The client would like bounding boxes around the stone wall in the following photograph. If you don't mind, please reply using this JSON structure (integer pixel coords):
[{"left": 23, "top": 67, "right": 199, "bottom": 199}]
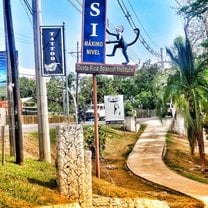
[
  {"left": 92, "top": 195, "right": 170, "bottom": 208},
  {"left": 55, "top": 124, "right": 170, "bottom": 208},
  {"left": 39, "top": 203, "right": 80, "bottom": 208},
  {"left": 56, "top": 124, "right": 92, "bottom": 208},
  {"left": 39, "top": 196, "right": 170, "bottom": 208}
]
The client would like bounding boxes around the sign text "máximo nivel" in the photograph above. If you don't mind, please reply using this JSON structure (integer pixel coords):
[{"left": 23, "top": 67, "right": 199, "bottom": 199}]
[{"left": 82, "top": 0, "right": 106, "bottom": 63}]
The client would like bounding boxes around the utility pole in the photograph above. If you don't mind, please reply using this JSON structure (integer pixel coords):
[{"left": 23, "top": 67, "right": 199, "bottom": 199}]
[
  {"left": 76, "top": 41, "right": 79, "bottom": 123},
  {"left": 160, "top": 48, "right": 164, "bottom": 70},
  {"left": 4, "top": 20, "right": 15, "bottom": 157},
  {"left": 67, "top": 42, "right": 80, "bottom": 123},
  {"left": 63, "top": 22, "right": 69, "bottom": 118},
  {"left": 32, "top": 0, "right": 51, "bottom": 162},
  {"left": 3, "top": 0, "right": 23, "bottom": 164}
]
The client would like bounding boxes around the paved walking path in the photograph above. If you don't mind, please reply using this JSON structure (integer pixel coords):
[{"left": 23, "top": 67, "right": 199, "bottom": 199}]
[{"left": 127, "top": 118, "right": 208, "bottom": 207}]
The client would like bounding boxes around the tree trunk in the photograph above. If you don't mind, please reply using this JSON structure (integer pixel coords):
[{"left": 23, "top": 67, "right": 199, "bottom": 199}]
[
  {"left": 187, "top": 126, "right": 196, "bottom": 155},
  {"left": 196, "top": 130, "right": 206, "bottom": 171}
]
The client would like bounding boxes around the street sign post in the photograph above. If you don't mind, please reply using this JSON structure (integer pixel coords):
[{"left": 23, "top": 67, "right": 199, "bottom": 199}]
[
  {"left": 79, "top": 0, "right": 137, "bottom": 179},
  {"left": 81, "top": 0, "right": 107, "bottom": 178},
  {"left": 0, "top": 108, "right": 6, "bottom": 165}
]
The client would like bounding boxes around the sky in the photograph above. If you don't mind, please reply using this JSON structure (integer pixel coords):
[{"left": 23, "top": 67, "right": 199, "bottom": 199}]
[{"left": 0, "top": 0, "right": 185, "bottom": 74}]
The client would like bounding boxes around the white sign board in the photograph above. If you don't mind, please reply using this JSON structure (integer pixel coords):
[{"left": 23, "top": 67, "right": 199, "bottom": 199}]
[
  {"left": 104, "top": 95, "right": 124, "bottom": 124},
  {"left": 0, "top": 108, "right": 6, "bottom": 126}
]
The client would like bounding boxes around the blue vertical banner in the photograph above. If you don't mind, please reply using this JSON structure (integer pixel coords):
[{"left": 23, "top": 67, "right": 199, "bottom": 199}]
[
  {"left": 82, "top": 0, "right": 106, "bottom": 63},
  {"left": 0, "top": 51, "right": 7, "bottom": 98},
  {"left": 40, "top": 26, "right": 65, "bottom": 76}
]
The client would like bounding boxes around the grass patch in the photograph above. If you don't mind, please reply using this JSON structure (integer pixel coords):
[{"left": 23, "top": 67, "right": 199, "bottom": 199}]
[
  {"left": 0, "top": 158, "right": 72, "bottom": 207},
  {"left": 122, "top": 124, "right": 146, "bottom": 158},
  {"left": 29, "top": 128, "right": 56, "bottom": 145},
  {"left": 92, "top": 126, "right": 203, "bottom": 208},
  {"left": 92, "top": 176, "right": 154, "bottom": 199},
  {"left": 0, "top": 124, "right": 204, "bottom": 208},
  {"left": 164, "top": 131, "right": 208, "bottom": 184}
]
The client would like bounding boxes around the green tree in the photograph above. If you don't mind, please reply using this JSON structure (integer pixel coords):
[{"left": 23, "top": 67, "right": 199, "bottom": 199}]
[
  {"left": 78, "top": 76, "right": 93, "bottom": 110},
  {"left": 179, "top": 0, "right": 208, "bottom": 17},
  {"left": 134, "top": 91, "right": 154, "bottom": 109},
  {"left": 178, "top": 0, "right": 208, "bottom": 49},
  {"left": 46, "top": 77, "right": 63, "bottom": 114},
  {"left": 78, "top": 66, "right": 159, "bottom": 115},
  {"left": 78, "top": 75, "right": 119, "bottom": 110},
  {"left": 19, "top": 77, "right": 36, "bottom": 99},
  {"left": 165, "top": 35, "right": 208, "bottom": 170},
  {"left": 97, "top": 75, "right": 118, "bottom": 102},
  {"left": 134, "top": 65, "right": 159, "bottom": 109}
]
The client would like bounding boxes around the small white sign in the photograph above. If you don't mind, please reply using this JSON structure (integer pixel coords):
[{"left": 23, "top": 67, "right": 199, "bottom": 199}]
[
  {"left": 104, "top": 95, "right": 124, "bottom": 123},
  {"left": 0, "top": 108, "right": 6, "bottom": 126}
]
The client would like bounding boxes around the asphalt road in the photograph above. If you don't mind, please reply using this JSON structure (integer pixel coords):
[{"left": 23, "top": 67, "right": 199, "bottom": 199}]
[
  {"left": 22, "top": 121, "right": 105, "bottom": 133},
  {"left": 22, "top": 123, "right": 60, "bottom": 133},
  {"left": 3, "top": 117, "right": 154, "bottom": 134},
  {"left": 22, "top": 117, "right": 156, "bottom": 133}
]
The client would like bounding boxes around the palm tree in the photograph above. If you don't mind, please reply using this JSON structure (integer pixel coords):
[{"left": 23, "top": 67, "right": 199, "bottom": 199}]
[{"left": 165, "top": 35, "right": 208, "bottom": 170}]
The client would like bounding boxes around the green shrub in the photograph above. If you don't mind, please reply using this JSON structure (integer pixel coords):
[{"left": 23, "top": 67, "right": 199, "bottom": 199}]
[{"left": 83, "top": 125, "right": 106, "bottom": 158}]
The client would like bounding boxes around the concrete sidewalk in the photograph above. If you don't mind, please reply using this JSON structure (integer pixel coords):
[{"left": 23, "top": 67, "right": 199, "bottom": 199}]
[{"left": 127, "top": 118, "right": 208, "bottom": 207}]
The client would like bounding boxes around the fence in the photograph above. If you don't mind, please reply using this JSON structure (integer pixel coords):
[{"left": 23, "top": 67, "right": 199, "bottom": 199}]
[
  {"left": 136, "top": 109, "right": 156, "bottom": 118},
  {"left": 21, "top": 115, "right": 74, "bottom": 124}
]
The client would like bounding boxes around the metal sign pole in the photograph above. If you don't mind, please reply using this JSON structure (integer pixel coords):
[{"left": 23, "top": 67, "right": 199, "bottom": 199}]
[
  {"left": 93, "top": 74, "right": 100, "bottom": 178},
  {"left": 2, "top": 126, "right": 5, "bottom": 166}
]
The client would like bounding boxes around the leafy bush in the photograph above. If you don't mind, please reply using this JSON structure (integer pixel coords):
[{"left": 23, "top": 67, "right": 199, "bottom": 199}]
[
  {"left": 124, "top": 100, "right": 134, "bottom": 116},
  {"left": 83, "top": 125, "right": 106, "bottom": 158}
]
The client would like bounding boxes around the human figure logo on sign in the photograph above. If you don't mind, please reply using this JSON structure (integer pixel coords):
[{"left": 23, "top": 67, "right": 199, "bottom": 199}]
[{"left": 104, "top": 95, "right": 124, "bottom": 124}]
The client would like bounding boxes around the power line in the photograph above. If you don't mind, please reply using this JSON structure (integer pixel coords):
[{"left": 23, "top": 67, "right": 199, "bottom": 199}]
[
  {"left": 66, "top": 0, "right": 82, "bottom": 13},
  {"left": 0, "top": 32, "right": 32, "bottom": 46},
  {"left": 126, "top": 0, "right": 160, "bottom": 49},
  {"left": 75, "top": 0, "right": 82, "bottom": 7},
  {"left": 117, "top": 0, "right": 160, "bottom": 58},
  {"left": 20, "top": 0, "right": 32, "bottom": 25},
  {"left": 117, "top": 0, "right": 137, "bottom": 30},
  {"left": 24, "top": 0, "right": 32, "bottom": 14},
  {"left": 22, "top": 0, "right": 32, "bottom": 15}
]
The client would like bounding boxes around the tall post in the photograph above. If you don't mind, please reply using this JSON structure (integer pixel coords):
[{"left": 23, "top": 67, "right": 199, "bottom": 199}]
[
  {"left": 3, "top": 0, "right": 23, "bottom": 164},
  {"left": 3, "top": 6, "right": 15, "bottom": 156},
  {"left": 160, "top": 48, "right": 164, "bottom": 70},
  {"left": 93, "top": 74, "right": 100, "bottom": 178},
  {"left": 32, "top": 0, "right": 51, "bottom": 162},
  {"left": 1, "top": 126, "right": 5, "bottom": 165},
  {"left": 62, "top": 76, "right": 66, "bottom": 116},
  {"left": 63, "top": 22, "right": 69, "bottom": 118},
  {"left": 4, "top": 34, "right": 15, "bottom": 157},
  {"left": 76, "top": 41, "right": 79, "bottom": 123}
]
